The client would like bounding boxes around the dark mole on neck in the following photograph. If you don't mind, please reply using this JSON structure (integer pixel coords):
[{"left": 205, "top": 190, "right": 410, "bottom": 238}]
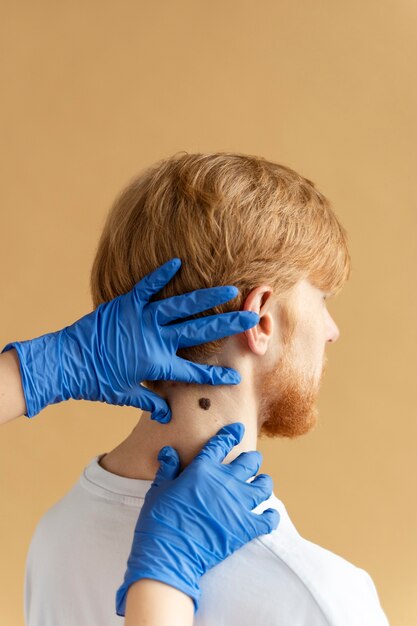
[{"left": 198, "top": 398, "right": 211, "bottom": 410}]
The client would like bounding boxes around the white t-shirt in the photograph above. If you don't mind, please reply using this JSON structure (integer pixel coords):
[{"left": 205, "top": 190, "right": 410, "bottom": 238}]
[{"left": 24, "top": 454, "right": 390, "bottom": 626}]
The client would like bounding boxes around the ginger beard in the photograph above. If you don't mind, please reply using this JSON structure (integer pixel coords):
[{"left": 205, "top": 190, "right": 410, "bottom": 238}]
[{"left": 257, "top": 306, "right": 328, "bottom": 439}]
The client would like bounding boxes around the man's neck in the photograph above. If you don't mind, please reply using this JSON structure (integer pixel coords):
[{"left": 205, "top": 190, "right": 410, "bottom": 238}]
[{"left": 99, "top": 360, "right": 259, "bottom": 481}]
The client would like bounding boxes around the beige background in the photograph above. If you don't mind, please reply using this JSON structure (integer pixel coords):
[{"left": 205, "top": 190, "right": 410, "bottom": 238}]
[{"left": 1, "top": 2, "right": 416, "bottom": 625}]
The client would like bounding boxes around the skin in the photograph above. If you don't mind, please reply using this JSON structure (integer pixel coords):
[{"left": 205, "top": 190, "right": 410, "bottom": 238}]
[
  {"left": 125, "top": 580, "right": 194, "bottom": 626},
  {"left": 100, "top": 277, "right": 340, "bottom": 479}
]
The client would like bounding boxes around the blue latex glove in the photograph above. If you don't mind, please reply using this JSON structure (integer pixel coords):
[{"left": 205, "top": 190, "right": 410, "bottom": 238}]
[
  {"left": 1, "top": 258, "right": 259, "bottom": 422},
  {"left": 115, "top": 422, "right": 280, "bottom": 616}
]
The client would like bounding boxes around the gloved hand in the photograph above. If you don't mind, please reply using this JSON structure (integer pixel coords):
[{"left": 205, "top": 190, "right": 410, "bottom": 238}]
[
  {"left": 115, "top": 422, "right": 280, "bottom": 616},
  {"left": 1, "top": 258, "right": 259, "bottom": 422}
]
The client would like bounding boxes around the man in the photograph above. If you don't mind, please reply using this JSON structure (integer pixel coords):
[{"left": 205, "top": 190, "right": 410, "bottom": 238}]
[{"left": 24, "top": 152, "right": 390, "bottom": 625}]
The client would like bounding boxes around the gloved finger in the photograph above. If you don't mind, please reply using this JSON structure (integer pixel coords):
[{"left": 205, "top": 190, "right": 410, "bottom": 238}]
[
  {"left": 171, "top": 310, "right": 260, "bottom": 348},
  {"left": 227, "top": 450, "right": 263, "bottom": 481},
  {"left": 109, "top": 385, "right": 173, "bottom": 423},
  {"left": 133, "top": 258, "right": 182, "bottom": 303},
  {"left": 152, "top": 446, "right": 181, "bottom": 487},
  {"left": 252, "top": 507, "right": 281, "bottom": 536},
  {"left": 170, "top": 358, "right": 241, "bottom": 385},
  {"left": 152, "top": 286, "right": 238, "bottom": 325},
  {"left": 131, "top": 385, "right": 172, "bottom": 423},
  {"left": 242, "top": 473, "right": 274, "bottom": 510},
  {"left": 194, "top": 423, "right": 245, "bottom": 464}
]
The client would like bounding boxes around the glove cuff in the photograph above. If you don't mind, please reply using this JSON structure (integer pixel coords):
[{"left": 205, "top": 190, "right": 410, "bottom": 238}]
[
  {"left": 1, "top": 331, "right": 70, "bottom": 417},
  {"left": 115, "top": 530, "right": 206, "bottom": 617},
  {"left": 115, "top": 571, "right": 200, "bottom": 617}
]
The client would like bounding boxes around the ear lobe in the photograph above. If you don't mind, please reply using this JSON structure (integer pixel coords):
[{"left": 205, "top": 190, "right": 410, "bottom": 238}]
[
  {"left": 242, "top": 286, "right": 275, "bottom": 356},
  {"left": 245, "top": 316, "right": 273, "bottom": 355}
]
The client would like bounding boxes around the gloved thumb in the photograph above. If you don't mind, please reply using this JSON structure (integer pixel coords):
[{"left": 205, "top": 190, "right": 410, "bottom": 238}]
[{"left": 152, "top": 446, "right": 181, "bottom": 487}]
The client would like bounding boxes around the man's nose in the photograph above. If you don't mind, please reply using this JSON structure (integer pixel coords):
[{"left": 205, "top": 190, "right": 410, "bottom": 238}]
[{"left": 326, "top": 312, "right": 340, "bottom": 343}]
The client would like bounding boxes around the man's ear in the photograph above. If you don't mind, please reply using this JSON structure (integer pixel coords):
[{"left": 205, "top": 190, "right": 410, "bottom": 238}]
[{"left": 242, "top": 286, "right": 275, "bottom": 356}]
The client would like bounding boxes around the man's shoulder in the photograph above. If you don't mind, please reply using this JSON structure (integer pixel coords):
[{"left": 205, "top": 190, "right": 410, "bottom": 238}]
[
  {"left": 250, "top": 495, "right": 389, "bottom": 625},
  {"left": 257, "top": 492, "right": 375, "bottom": 582},
  {"left": 258, "top": 521, "right": 369, "bottom": 589}
]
